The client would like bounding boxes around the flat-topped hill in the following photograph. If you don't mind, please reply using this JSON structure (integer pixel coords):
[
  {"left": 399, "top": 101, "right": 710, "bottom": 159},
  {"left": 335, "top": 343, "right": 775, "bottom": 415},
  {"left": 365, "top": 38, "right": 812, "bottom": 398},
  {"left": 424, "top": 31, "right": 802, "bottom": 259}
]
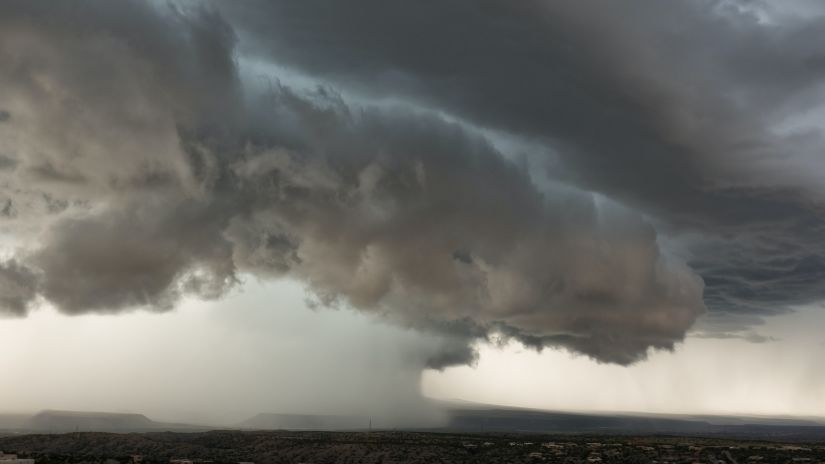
[{"left": 28, "top": 410, "right": 155, "bottom": 432}]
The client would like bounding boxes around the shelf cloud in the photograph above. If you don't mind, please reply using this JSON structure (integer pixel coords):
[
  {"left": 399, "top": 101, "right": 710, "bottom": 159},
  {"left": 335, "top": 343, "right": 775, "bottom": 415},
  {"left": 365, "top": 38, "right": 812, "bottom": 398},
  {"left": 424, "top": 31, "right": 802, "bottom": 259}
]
[{"left": 1, "top": 0, "right": 824, "bottom": 368}]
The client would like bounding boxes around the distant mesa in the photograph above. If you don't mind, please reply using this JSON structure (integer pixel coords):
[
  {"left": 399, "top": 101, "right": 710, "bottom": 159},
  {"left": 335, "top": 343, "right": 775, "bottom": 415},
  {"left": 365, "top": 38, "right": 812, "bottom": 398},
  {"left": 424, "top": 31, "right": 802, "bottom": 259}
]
[
  {"left": 1, "top": 410, "right": 208, "bottom": 433},
  {"left": 27, "top": 410, "right": 154, "bottom": 432}
]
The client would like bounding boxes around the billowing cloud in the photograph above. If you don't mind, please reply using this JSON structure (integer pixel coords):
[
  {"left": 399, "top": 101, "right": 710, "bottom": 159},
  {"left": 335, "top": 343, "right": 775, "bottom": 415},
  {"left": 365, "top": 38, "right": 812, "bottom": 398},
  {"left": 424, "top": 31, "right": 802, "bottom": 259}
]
[
  {"left": 219, "top": 0, "right": 825, "bottom": 334},
  {"left": 0, "top": 0, "right": 713, "bottom": 367},
  {"left": 5, "top": 0, "right": 825, "bottom": 369},
  {"left": 219, "top": 98, "right": 705, "bottom": 365},
  {"left": 0, "top": 260, "right": 38, "bottom": 317},
  {"left": 29, "top": 202, "right": 236, "bottom": 313}
]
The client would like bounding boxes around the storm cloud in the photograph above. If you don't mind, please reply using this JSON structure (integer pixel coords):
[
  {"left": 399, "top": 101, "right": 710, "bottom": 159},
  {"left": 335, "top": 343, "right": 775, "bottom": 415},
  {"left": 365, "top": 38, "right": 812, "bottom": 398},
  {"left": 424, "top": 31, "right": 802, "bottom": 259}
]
[
  {"left": 1, "top": 0, "right": 823, "bottom": 367},
  {"left": 219, "top": 0, "right": 825, "bottom": 331},
  {"left": 0, "top": 260, "right": 38, "bottom": 317}
]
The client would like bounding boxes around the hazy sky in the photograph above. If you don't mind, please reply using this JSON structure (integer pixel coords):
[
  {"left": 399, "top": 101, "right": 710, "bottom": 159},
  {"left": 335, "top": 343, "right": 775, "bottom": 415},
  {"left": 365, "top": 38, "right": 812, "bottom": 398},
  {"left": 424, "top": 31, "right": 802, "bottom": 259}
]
[
  {"left": 2, "top": 281, "right": 825, "bottom": 424},
  {"left": 2, "top": 0, "right": 825, "bottom": 422}
]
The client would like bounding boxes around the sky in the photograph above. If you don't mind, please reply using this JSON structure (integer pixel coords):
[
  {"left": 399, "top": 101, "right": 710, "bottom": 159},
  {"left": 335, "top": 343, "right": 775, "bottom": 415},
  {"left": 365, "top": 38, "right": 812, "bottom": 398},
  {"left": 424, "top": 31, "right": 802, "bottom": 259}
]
[{"left": 2, "top": 0, "right": 825, "bottom": 423}]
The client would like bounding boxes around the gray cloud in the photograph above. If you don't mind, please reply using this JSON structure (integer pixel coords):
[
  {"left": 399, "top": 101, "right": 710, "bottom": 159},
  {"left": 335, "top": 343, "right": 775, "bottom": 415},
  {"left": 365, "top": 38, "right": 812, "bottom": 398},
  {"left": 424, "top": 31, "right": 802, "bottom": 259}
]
[
  {"left": 0, "top": 260, "right": 38, "bottom": 317},
  {"left": 691, "top": 330, "right": 779, "bottom": 344},
  {"left": 222, "top": 94, "right": 705, "bottom": 365},
  {"left": 29, "top": 200, "right": 236, "bottom": 314},
  {"left": 0, "top": 0, "right": 245, "bottom": 310},
  {"left": 4, "top": 0, "right": 825, "bottom": 369},
  {"left": 222, "top": 0, "right": 825, "bottom": 192},
  {"left": 0, "top": 154, "right": 19, "bottom": 171},
  {"left": 218, "top": 0, "right": 825, "bottom": 332},
  {"left": 0, "top": 0, "right": 709, "bottom": 366}
]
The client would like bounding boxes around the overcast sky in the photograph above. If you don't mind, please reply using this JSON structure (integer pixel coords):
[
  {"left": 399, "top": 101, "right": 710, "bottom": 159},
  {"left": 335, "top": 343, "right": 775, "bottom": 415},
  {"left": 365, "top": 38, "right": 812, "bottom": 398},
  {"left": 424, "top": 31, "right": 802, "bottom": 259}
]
[{"left": 2, "top": 0, "right": 825, "bottom": 422}]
